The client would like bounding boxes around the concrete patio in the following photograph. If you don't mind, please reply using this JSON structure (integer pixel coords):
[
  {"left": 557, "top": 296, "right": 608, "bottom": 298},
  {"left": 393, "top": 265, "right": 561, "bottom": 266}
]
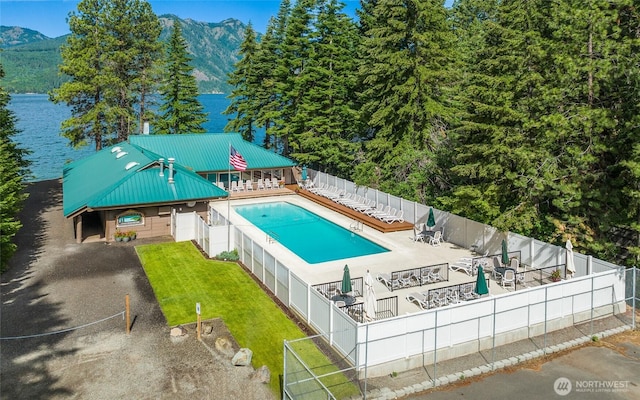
[{"left": 212, "top": 193, "right": 514, "bottom": 317}]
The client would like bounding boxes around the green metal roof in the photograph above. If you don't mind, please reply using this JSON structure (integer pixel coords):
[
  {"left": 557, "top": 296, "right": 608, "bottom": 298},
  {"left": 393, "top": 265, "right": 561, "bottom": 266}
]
[
  {"left": 129, "top": 133, "right": 296, "bottom": 172},
  {"left": 63, "top": 141, "right": 228, "bottom": 217}
]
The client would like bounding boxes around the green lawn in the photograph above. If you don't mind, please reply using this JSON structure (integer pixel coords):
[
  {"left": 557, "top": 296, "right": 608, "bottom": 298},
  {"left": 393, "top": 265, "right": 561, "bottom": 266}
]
[{"left": 136, "top": 241, "right": 359, "bottom": 398}]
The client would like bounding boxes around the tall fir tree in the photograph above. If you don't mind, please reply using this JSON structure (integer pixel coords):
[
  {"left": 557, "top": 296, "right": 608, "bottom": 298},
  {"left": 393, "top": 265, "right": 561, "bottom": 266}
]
[
  {"left": 51, "top": 0, "right": 161, "bottom": 149},
  {"left": 442, "top": 0, "right": 556, "bottom": 233},
  {"left": 156, "top": 20, "right": 208, "bottom": 134},
  {"left": 224, "top": 23, "right": 260, "bottom": 142},
  {"left": 271, "top": 0, "right": 317, "bottom": 156},
  {"left": 51, "top": 0, "right": 111, "bottom": 150},
  {"left": 541, "top": 0, "right": 640, "bottom": 260},
  {"left": 290, "top": 0, "right": 360, "bottom": 176},
  {"left": 354, "top": 0, "right": 456, "bottom": 203},
  {"left": 0, "top": 62, "right": 30, "bottom": 272}
]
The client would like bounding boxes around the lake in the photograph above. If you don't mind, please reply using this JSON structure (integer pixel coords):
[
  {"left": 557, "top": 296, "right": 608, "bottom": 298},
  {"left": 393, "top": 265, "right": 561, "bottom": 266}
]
[{"left": 7, "top": 93, "right": 256, "bottom": 182}]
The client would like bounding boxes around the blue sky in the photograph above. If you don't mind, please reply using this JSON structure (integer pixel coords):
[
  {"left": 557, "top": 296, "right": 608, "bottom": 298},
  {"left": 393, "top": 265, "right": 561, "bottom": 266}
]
[{"left": 1, "top": 0, "right": 363, "bottom": 38}]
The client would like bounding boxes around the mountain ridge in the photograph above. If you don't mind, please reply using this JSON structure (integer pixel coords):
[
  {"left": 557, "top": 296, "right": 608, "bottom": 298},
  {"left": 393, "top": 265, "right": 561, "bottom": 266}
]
[{"left": 0, "top": 15, "right": 252, "bottom": 94}]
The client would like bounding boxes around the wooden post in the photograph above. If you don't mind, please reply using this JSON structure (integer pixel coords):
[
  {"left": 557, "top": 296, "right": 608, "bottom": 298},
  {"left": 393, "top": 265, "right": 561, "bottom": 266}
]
[
  {"left": 197, "top": 313, "right": 202, "bottom": 341},
  {"left": 125, "top": 294, "right": 131, "bottom": 335},
  {"left": 196, "top": 302, "right": 201, "bottom": 341}
]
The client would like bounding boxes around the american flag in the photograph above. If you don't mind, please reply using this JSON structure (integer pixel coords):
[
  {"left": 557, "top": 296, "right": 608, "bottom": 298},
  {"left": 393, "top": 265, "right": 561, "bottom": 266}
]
[{"left": 229, "top": 145, "right": 247, "bottom": 171}]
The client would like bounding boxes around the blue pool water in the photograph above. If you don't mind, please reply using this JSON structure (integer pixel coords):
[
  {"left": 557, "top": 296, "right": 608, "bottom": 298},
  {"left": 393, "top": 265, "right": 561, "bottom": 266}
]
[{"left": 234, "top": 202, "right": 389, "bottom": 264}]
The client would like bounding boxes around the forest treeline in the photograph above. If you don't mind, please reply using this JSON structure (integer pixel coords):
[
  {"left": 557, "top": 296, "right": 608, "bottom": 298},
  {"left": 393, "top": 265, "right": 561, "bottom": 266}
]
[{"left": 224, "top": 0, "right": 640, "bottom": 266}]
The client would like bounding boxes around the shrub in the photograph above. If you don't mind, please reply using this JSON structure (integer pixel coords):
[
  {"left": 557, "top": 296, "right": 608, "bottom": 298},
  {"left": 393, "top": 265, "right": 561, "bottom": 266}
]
[{"left": 215, "top": 249, "right": 239, "bottom": 261}]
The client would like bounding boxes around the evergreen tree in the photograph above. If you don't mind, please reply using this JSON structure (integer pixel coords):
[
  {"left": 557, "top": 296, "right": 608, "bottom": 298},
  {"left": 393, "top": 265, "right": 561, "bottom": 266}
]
[
  {"left": 156, "top": 20, "right": 208, "bottom": 134},
  {"left": 442, "top": 0, "right": 555, "bottom": 233},
  {"left": 51, "top": 0, "right": 111, "bottom": 150},
  {"left": 224, "top": 23, "right": 260, "bottom": 141},
  {"left": 271, "top": 0, "right": 317, "bottom": 155},
  {"left": 354, "top": 0, "right": 456, "bottom": 203},
  {"left": 290, "top": 0, "right": 360, "bottom": 176},
  {"left": 0, "top": 62, "right": 30, "bottom": 272},
  {"left": 542, "top": 0, "right": 640, "bottom": 259},
  {"left": 253, "top": 19, "right": 281, "bottom": 149},
  {"left": 51, "top": 0, "right": 161, "bottom": 149},
  {"left": 256, "top": 0, "right": 292, "bottom": 150}
]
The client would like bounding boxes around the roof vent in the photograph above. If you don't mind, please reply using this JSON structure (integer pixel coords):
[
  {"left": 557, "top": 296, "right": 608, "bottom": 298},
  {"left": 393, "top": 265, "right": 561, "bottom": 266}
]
[
  {"left": 116, "top": 151, "right": 128, "bottom": 159},
  {"left": 111, "top": 146, "right": 122, "bottom": 153},
  {"left": 125, "top": 161, "right": 139, "bottom": 170},
  {"left": 168, "top": 157, "right": 175, "bottom": 184}
]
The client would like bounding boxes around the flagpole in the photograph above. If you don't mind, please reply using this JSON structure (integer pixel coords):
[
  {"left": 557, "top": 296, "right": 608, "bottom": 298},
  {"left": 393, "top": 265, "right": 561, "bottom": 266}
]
[{"left": 227, "top": 142, "right": 231, "bottom": 251}]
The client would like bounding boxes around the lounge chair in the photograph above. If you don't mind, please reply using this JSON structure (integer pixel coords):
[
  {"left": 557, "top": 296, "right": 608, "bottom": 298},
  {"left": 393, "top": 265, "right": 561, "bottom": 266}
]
[
  {"left": 353, "top": 199, "right": 374, "bottom": 213},
  {"left": 369, "top": 205, "right": 392, "bottom": 218},
  {"left": 271, "top": 177, "right": 279, "bottom": 189},
  {"left": 449, "top": 261, "right": 473, "bottom": 276},
  {"left": 460, "top": 283, "right": 479, "bottom": 301},
  {"left": 446, "top": 288, "right": 460, "bottom": 304},
  {"left": 374, "top": 207, "right": 397, "bottom": 221},
  {"left": 257, "top": 178, "right": 265, "bottom": 190},
  {"left": 377, "top": 272, "right": 402, "bottom": 291},
  {"left": 406, "top": 292, "right": 429, "bottom": 309},
  {"left": 381, "top": 209, "right": 404, "bottom": 224},
  {"left": 364, "top": 203, "right": 384, "bottom": 216},
  {"left": 432, "top": 289, "right": 448, "bottom": 307},
  {"left": 264, "top": 178, "right": 273, "bottom": 189},
  {"left": 245, "top": 180, "right": 254, "bottom": 191},
  {"left": 231, "top": 181, "right": 239, "bottom": 192}
]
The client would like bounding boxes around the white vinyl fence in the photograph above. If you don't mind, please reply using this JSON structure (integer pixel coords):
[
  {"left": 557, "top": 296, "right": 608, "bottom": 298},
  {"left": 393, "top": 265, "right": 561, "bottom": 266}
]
[{"left": 173, "top": 171, "right": 629, "bottom": 385}]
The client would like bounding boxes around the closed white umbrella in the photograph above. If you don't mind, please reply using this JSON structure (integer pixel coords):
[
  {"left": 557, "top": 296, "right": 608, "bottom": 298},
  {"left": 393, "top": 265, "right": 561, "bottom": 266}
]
[
  {"left": 363, "top": 271, "right": 377, "bottom": 322},
  {"left": 566, "top": 239, "right": 576, "bottom": 278}
]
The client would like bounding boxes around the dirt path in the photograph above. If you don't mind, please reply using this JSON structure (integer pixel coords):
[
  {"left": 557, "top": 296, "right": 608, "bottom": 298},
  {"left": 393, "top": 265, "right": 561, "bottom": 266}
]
[{"left": 1, "top": 180, "right": 275, "bottom": 399}]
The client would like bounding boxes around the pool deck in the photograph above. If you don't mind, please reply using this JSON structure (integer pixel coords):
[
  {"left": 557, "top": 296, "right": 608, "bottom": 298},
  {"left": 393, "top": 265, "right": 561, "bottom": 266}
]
[{"left": 212, "top": 192, "right": 513, "bottom": 317}]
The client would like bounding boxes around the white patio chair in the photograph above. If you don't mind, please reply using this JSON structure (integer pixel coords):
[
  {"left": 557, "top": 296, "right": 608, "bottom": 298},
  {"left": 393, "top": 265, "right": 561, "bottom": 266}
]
[
  {"left": 414, "top": 224, "right": 426, "bottom": 243},
  {"left": 429, "top": 231, "right": 442, "bottom": 246},
  {"left": 257, "top": 178, "right": 265, "bottom": 190},
  {"left": 501, "top": 269, "right": 516, "bottom": 288},
  {"left": 245, "top": 180, "right": 254, "bottom": 191}
]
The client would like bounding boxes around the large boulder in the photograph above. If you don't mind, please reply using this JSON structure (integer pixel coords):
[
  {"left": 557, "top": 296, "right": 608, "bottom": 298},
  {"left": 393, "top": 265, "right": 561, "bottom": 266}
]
[
  {"left": 252, "top": 365, "right": 271, "bottom": 384},
  {"left": 232, "top": 348, "right": 253, "bottom": 366},
  {"left": 170, "top": 326, "right": 187, "bottom": 337},
  {"left": 215, "top": 337, "right": 234, "bottom": 356}
]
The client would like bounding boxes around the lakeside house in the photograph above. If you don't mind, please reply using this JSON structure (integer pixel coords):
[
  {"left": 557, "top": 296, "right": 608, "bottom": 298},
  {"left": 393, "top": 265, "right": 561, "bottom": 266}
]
[{"left": 62, "top": 133, "right": 295, "bottom": 243}]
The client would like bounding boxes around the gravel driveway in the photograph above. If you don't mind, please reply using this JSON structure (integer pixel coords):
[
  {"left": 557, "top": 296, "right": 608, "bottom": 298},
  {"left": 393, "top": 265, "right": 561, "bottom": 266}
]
[{"left": 1, "top": 180, "right": 275, "bottom": 399}]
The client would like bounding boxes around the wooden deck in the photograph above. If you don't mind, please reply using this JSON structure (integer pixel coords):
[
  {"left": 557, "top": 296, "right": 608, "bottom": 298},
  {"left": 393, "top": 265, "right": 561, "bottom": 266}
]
[
  {"left": 214, "top": 184, "right": 413, "bottom": 233},
  {"left": 290, "top": 185, "right": 413, "bottom": 233}
]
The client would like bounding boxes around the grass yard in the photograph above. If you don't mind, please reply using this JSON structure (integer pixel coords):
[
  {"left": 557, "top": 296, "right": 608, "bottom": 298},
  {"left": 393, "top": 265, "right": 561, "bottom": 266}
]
[{"left": 136, "top": 241, "right": 359, "bottom": 398}]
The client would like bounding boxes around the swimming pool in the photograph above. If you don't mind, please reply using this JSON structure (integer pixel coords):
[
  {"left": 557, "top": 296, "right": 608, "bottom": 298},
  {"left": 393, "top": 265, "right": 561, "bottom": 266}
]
[{"left": 233, "top": 201, "right": 389, "bottom": 264}]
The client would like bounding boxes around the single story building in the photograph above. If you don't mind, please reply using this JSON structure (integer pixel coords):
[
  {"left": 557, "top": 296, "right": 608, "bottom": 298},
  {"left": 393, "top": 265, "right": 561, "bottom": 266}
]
[{"left": 63, "top": 133, "right": 296, "bottom": 243}]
